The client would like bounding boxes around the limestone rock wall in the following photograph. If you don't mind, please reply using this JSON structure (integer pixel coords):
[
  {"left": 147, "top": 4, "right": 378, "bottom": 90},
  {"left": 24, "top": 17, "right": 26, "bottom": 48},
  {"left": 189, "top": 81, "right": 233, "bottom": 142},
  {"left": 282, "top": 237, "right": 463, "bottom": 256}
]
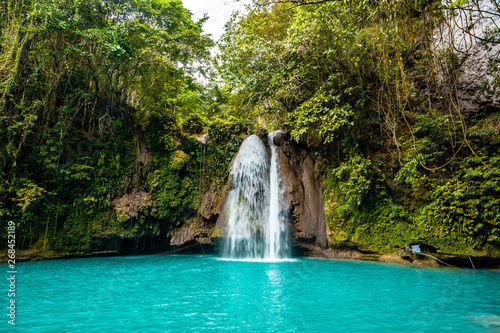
[
  {"left": 273, "top": 135, "right": 328, "bottom": 249},
  {"left": 170, "top": 131, "right": 328, "bottom": 252},
  {"left": 170, "top": 217, "right": 215, "bottom": 247},
  {"left": 425, "top": 0, "right": 500, "bottom": 116}
]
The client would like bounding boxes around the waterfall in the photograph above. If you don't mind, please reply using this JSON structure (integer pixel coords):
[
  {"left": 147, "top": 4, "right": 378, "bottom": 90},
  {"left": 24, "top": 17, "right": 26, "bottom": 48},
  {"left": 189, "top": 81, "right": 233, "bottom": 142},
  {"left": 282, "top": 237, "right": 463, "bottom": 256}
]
[
  {"left": 221, "top": 132, "right": 290, "bottom": 260},
  {"left": 267, "top": 131, "right": 285, "bottom": 258}
]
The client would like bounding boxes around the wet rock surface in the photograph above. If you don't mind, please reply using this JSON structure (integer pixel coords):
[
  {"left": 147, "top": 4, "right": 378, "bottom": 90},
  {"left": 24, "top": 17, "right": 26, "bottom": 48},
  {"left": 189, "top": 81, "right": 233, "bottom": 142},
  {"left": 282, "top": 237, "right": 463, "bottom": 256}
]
[
  {"left": 275, "top": 136, "right": 328, "bottom": 249},
  {"left": 170, "top": 217, "right": 215, "bottom": 247},
  {"left": 295, "top": 242, "right": 362, "bottom": 259},
  {"left": 271, "top": 131, "right": 290, "bottom": 146},
  {"left": 199, "top": 178, "right": 228, "bottom": 222},
  {"left": 171, "top": 178, "right": 228, "bottom": 249},
  {"left": 205, "top": 132, "right": 328, "bottom": 252}
]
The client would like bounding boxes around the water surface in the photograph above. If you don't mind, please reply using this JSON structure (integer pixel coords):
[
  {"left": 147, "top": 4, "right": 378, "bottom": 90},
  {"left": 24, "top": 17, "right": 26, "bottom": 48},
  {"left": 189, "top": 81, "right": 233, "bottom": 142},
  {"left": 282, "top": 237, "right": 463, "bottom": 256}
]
[{"left": 3, "top": 255, "right": 500, "bottom": 332}]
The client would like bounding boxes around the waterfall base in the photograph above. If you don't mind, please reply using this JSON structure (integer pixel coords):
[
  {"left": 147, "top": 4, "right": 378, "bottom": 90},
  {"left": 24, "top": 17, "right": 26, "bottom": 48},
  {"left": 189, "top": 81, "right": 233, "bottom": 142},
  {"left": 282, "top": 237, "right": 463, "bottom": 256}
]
[{"left": 219, "top": 132, "right": 291, "bottom": 260}]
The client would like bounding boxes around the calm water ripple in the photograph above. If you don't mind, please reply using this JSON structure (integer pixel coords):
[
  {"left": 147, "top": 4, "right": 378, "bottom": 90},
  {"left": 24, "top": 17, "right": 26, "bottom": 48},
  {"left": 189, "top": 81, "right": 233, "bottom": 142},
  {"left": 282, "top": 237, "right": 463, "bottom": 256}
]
[{"left": 2, "top": 255, "right": 500, "bottom": 332}]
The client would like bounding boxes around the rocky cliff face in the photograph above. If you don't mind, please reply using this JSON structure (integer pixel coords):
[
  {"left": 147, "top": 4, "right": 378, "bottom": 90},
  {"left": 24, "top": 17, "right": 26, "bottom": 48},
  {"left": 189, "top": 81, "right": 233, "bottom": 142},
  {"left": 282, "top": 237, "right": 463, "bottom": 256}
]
[
  {"left": 170, "top": 217, "right": 215, "bottom": 247},
  {"left": 113, "top": 129, "right": 152, "bottom": 222},
  {"left": 175, "top": 131, "right": 328, "bottom": 252},
  {"left": 113, "top": 190, "right": 152, "bottom": 221},
  {"left": 272, "top": 132, "right": 328, "bottom": 250},
  {"left": 199, "top": 177, "right": 229, "bottom": 223},
  {"left": 169, "top": 176, "right": 230, "bottom": 249},
  {"left": 425, "top": 0, "right": 500, "bottom": 116}
]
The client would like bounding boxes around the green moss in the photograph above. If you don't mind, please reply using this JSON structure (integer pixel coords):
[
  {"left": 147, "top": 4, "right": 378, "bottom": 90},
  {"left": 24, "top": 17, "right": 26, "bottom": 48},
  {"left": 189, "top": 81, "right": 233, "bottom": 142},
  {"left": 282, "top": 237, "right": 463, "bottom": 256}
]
[{"left": 171, "top": 150, "right": 190, "bottom": 170}]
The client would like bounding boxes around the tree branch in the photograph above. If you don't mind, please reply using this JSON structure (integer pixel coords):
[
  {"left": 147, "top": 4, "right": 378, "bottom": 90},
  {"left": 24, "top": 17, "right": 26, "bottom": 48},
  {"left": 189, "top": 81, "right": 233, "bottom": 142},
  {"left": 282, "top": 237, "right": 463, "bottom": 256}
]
[{"left": 256, "top": 0, "right": 336, "bottom": 6}]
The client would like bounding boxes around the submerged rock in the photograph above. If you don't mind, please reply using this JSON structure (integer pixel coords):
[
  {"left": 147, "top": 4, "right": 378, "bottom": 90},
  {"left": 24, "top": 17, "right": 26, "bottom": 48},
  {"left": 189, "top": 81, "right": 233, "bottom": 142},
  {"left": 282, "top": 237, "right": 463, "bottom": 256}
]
[{"left": 467, "top": 315, "right": 500, "bottom": 330}]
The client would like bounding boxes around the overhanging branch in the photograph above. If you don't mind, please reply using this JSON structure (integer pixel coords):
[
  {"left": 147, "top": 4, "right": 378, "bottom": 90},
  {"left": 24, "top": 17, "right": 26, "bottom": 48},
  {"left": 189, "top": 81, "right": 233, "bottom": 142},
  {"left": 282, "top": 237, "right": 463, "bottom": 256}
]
[{"left": 255, "top": 0, "right": 336, "bottom": 6}]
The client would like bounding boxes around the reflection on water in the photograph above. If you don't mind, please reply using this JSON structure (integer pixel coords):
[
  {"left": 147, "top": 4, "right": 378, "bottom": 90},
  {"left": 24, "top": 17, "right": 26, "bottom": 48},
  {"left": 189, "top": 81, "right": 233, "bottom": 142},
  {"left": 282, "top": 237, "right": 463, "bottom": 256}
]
[{"left": 216, "top": 258, "right": 297, "bottom": 263}]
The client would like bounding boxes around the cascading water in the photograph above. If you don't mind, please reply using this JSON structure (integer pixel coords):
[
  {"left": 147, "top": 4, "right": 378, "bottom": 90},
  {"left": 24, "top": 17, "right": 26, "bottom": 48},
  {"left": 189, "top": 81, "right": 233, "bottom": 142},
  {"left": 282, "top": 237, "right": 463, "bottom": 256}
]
[
  {"left": 221, "top": 132, "right": 290, "bottom": 260},
  {"left": 267, "top": 131, "right": 289, "bottom": 259},
  {"left": 221, "top": 134, "right": 270, "bottom": 258}
]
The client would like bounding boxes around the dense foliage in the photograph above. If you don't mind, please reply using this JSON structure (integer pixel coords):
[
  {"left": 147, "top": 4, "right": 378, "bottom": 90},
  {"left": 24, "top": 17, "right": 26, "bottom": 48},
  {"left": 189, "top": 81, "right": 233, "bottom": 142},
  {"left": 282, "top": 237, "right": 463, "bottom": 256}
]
[
  {"left": 0, "top": 0, "right": 246, "bottom": 255},
  {"left": 1, "top": 0, "right": 499, "bottom": 258},
  {"left": 217, "top": 0, "right": 500, "bottom": 256}
]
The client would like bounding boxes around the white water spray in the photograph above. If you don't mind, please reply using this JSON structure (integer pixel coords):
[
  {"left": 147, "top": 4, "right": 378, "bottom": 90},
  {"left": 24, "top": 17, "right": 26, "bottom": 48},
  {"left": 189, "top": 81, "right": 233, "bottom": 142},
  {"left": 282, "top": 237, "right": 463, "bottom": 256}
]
[
  {"left": 267, "top": 131, "right": 284, "bottom": 259},
  {"left": 221, "top": 132, "right": 290, "bottom": 259}
]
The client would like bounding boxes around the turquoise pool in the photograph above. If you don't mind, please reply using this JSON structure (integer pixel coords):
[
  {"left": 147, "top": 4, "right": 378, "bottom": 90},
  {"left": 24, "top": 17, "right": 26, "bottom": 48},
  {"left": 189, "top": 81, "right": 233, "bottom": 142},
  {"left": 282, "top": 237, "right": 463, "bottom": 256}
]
[{"left": 2, "top": 255, "right": 500, "bottom": 332}]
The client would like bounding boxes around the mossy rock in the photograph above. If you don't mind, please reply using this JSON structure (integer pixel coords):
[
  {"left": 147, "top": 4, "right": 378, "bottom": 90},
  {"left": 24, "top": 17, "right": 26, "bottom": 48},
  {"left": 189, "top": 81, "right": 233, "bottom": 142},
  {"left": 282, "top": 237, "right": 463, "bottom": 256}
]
[
  {"left": 182, "top": 114, "right": 207, "bottom": 134},
  {"left": 171, "top": 150, "right": 189, "bottom": 170},
  {"left": 255, "top": 127, "right": 268, "bottom": 142}
]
